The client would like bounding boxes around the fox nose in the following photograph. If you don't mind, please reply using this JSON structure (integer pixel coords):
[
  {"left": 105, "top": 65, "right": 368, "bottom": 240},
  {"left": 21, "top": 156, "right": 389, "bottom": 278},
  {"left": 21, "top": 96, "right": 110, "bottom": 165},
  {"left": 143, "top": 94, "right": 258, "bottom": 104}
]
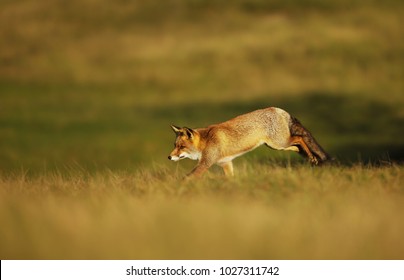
[{"left": 168, "top": 156, "right": 172, "bottom": 160}]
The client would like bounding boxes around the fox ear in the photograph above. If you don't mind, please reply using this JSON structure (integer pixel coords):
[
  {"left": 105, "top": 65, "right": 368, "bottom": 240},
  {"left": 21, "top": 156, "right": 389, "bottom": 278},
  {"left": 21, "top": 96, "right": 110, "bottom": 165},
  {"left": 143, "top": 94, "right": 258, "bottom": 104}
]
[
  {"left": 171, "top": 125, "right": 182, "bottom": 134},
  {"left": 184, "top": 127, "right": 195, "bottom": 140}
]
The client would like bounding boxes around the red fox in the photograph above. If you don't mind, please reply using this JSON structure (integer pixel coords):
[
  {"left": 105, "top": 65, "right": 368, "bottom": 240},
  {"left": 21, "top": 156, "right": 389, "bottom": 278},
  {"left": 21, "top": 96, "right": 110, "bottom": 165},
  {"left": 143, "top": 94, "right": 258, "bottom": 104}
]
[{"left": 168, "top": 107, "right": 331, "bottom": 177}]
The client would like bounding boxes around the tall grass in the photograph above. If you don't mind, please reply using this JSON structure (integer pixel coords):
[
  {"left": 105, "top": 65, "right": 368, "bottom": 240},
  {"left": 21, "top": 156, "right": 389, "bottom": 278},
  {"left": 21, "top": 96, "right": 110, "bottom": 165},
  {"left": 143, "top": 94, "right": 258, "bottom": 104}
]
[{"left": 1, "top": 163, "right": 403, "bottom": 259}]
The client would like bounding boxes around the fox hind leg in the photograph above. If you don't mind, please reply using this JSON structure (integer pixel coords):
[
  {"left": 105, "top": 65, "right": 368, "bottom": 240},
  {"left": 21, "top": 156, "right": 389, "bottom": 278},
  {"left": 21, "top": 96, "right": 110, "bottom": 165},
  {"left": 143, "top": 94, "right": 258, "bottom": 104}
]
[
  {"left": 288, "top": 116, "right": 330, "bottom": 164},
  {"left": 289, "top": 136, "right": 319, "bottom": 165}
]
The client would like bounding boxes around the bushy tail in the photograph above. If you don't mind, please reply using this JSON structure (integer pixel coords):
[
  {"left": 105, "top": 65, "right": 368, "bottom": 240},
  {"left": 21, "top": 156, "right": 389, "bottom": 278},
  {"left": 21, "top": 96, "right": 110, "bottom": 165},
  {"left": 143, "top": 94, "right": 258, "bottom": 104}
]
[{"left": 289, "top": 116, "right": 331, "bottom": 164}]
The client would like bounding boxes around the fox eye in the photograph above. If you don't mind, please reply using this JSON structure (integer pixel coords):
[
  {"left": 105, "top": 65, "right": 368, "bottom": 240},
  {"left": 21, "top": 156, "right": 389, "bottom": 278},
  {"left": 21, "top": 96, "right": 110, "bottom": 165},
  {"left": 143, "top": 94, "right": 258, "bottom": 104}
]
[{"left": 179, "top": 145, "right": 186, "bottom": 149}]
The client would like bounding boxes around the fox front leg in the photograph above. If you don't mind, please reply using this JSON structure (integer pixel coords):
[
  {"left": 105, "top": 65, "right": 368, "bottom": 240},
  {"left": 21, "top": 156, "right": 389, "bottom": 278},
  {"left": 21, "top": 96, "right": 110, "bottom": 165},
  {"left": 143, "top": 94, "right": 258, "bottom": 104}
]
[
  {"left": 218, "top": 161, "right": 234, "bottom": 176},
  {"left": 184, "top": 157, "right": 214, "bottom": 180},
  {"left": 182, "top": 164, "right": 207, "bottom": 182},
  {"left": 186, "top": 163, "right": 209, "bottom": 178}
]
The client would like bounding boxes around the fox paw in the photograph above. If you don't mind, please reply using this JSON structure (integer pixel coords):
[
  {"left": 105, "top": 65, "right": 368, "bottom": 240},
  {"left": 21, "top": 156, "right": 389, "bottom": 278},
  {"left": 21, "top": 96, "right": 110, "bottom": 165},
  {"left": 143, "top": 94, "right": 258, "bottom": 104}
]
[{"left": 310, "top": 157, "right": 319, "bottom": 165}]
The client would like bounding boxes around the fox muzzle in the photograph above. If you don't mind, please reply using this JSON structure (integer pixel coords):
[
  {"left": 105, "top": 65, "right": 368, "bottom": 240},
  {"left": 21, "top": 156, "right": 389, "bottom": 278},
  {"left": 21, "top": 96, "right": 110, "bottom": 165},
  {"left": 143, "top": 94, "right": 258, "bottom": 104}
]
[{"left": 168, "top": 154, "right": 186, "bottom": 161}]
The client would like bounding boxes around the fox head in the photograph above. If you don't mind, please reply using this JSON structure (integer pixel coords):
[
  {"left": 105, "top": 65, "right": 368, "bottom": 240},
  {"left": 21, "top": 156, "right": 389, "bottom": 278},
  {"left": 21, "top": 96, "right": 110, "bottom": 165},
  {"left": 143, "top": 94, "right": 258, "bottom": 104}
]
[{"left": 168, "top": 125, "right": 201, "bottom": 161}]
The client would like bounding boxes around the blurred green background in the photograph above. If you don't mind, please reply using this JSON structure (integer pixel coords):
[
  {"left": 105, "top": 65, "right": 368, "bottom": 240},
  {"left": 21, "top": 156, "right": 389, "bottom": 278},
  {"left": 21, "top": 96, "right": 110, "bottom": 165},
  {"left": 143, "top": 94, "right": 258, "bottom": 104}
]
[{"left": 1, "top": 0, "right": 403, "bottom": 173}]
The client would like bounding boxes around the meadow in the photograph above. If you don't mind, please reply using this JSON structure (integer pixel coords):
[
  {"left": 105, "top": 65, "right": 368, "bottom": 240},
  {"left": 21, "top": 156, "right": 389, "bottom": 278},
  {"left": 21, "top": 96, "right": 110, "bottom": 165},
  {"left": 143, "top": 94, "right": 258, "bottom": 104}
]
[
  {"left": 0, "top": 0, "right": 403, "bottom": 259},
  {"left": 1, "top": 163, "right": 404, "bottom": 259}
]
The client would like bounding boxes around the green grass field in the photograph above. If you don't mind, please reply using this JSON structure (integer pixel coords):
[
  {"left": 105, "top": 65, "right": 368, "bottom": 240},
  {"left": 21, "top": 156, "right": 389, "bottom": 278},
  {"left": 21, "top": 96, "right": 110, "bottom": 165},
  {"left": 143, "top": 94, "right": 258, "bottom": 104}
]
[{"left": 0, "top": 0, "right": 403, "bottom": 259}]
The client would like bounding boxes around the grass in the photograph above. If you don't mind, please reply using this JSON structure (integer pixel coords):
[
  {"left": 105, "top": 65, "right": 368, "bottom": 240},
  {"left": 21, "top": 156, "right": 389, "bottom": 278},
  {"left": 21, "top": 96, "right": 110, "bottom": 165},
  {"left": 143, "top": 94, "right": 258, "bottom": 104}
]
[
  {"left": 1, "top": 163, "right": 403, "bottom": 259},
  {"left": 0, "top": 0, "right": 403, "bottom": 259}
]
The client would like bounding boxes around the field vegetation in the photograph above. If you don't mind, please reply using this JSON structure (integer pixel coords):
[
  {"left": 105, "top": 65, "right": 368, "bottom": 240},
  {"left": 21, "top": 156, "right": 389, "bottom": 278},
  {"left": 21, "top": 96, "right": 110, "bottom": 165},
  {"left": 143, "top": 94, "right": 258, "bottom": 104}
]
[
  {"left": 0, "top": 0, "right": 403, "bottom": 259},
  {"left": 1, "top": 163, "right": 404, "bottom": 259}
]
